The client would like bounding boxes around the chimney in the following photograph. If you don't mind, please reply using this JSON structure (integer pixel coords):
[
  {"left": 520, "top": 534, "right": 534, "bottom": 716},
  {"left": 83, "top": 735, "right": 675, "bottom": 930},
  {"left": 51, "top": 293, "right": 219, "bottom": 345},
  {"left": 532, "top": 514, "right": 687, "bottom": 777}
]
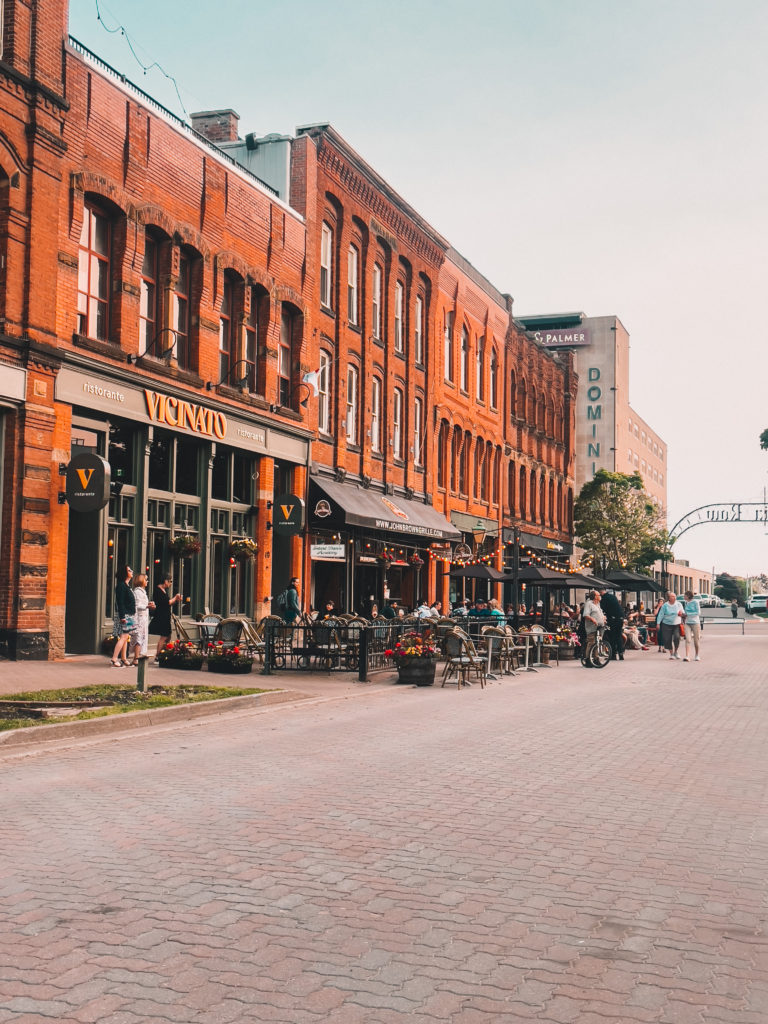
[{"left": 190, "top": 109, "right": 240, "bottom": 143}]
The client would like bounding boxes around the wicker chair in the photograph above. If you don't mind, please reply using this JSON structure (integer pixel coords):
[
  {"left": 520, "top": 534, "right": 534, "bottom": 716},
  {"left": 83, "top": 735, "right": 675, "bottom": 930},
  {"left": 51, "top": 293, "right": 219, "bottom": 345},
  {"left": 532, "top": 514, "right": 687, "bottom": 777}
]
[
  {"left": 481, "top": 625, "right": 520, "bottom": 676},
  {"left": 441, "top": 628, "right": 486, "bottom": 689}
]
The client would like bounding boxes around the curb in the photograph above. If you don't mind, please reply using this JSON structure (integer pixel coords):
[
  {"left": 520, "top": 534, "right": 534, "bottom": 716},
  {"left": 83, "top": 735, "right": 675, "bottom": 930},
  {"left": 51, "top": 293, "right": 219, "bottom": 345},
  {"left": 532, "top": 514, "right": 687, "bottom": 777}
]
[{"left": 0, "top": 689, "right": 312, "bottom": 750}]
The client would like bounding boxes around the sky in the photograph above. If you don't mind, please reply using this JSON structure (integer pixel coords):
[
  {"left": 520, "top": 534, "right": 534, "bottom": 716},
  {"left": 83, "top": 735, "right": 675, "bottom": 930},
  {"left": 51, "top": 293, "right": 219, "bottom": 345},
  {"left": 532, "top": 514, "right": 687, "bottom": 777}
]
[{"left": 68, "top": 0, "right": 768, "bottom": 579}]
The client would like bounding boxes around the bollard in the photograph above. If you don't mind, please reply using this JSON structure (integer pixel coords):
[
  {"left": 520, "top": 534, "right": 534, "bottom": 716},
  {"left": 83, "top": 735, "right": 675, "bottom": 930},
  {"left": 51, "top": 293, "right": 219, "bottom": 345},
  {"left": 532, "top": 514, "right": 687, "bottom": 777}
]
[{"left": 136, "top": 655, "right": 149, "bottom": 692}]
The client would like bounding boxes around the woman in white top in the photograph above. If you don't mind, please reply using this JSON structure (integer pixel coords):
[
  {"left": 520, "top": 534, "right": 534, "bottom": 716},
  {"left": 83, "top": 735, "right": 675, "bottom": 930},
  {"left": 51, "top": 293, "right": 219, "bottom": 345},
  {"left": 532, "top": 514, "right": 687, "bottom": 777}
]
[{"left": 129, "top": 574, "right": 151, "bottom": 664}]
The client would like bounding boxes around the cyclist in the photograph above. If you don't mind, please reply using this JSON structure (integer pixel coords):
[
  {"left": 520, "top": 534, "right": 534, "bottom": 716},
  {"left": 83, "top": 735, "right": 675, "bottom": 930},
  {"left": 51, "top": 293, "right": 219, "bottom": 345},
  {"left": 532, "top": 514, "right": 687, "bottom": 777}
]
[{"left": 582, "top": 590, "right": 605, "bottom": 667}]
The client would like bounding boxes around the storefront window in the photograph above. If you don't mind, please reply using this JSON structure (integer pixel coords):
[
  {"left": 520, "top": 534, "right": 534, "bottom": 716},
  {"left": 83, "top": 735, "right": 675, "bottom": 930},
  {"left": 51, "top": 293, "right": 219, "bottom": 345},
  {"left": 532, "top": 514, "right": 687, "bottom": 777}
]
[
  {"left": 211, "top": 449, "right": 229, "bottom": 501},
  {"left": 175, "top": 437, "right": 202, "bottom": 495},
  {"left": 108, "top": 422, "right": 137, "bottom": 487},
  {"left": 148, "top": 431, "right": 172, "bottom": 491}
]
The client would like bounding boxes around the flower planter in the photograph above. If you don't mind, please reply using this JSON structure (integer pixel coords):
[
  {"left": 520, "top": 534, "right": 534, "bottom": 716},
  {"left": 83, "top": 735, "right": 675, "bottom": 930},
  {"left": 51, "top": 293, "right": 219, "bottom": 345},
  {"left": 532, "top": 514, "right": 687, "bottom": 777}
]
[
  {"left": 158, "top": 655, "right": 204, "bottom": 671},
  {"left": 396, "top": 657, "right": 436, "bottom": 686},
  {"left": 206, "top": 659, "right": 253, "bottom": 675}
]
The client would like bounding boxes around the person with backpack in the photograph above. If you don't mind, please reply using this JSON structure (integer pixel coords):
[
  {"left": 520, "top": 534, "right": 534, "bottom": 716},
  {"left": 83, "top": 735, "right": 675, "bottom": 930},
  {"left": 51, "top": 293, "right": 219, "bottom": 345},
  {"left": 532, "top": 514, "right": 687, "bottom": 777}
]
[{"left": 276, "top": 577, "right": 301, "bottom": 624}]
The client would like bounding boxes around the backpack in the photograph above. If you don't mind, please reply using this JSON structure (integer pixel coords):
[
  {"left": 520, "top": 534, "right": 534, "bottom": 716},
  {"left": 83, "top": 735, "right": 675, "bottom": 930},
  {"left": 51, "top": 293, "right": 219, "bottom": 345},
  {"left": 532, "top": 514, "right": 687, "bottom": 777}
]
[{"left": 275, "top": 589, "right": 289, "bottom": 613}]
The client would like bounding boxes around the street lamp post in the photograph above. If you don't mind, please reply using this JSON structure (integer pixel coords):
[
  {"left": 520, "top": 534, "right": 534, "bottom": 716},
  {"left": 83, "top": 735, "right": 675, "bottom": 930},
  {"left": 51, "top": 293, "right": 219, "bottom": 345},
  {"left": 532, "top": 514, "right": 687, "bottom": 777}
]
[{"left": 472, "top": 520, "right": 486, "bottom": 602}]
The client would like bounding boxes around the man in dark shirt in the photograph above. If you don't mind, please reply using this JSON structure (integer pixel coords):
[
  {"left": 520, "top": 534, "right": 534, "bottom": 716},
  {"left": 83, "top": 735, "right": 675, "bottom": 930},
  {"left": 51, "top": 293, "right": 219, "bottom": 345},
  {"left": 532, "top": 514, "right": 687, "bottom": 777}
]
[
  {"left": 600, "top": 589, "right": 625, "bottom": 661},
  {"left": 380, "top": 600, "right": 397, "bottom": 620}
]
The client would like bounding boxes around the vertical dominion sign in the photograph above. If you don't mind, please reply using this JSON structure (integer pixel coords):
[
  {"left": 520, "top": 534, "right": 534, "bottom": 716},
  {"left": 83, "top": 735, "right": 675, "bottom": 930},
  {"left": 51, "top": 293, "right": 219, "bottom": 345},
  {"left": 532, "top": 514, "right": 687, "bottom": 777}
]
[{"left": 585, "top": 366, "right": 603, "bottom": 476}]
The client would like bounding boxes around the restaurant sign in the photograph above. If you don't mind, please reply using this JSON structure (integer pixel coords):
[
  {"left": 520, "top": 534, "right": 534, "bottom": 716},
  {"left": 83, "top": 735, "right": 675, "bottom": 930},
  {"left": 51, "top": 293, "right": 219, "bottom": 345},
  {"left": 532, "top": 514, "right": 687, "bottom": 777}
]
[
  {"left": 65, "top": 452, "right": 111, "bottom": 511},
  {"left": 144, "top": 390, "right": 227, "bottom": 439},
  {"left": 311, "top": 544, "right": 346, "bottom": 560},
  {"left": 533, "top": 327, "right": 591, "bottom": 348}
]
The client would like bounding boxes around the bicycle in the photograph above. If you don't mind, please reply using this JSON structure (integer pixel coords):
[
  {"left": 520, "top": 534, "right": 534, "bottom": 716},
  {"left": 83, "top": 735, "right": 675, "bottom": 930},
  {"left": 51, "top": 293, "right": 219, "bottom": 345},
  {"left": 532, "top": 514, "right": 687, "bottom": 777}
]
[{"left": 582, "top": 626, "right": 613, "bottom": 668}]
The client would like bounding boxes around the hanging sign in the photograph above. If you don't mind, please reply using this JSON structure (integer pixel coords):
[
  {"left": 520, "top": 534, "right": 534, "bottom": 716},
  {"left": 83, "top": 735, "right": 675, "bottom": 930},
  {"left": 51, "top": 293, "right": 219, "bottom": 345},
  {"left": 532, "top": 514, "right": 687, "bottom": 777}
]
[
  {"left": 311, "top": 544, "right": 345, "bottom": 560},
  {"left": 273, "top": 493, "right": 305, "bottom": 535},
  {"left": 65, "top": 453, "right": 111, "bottom": 512}
]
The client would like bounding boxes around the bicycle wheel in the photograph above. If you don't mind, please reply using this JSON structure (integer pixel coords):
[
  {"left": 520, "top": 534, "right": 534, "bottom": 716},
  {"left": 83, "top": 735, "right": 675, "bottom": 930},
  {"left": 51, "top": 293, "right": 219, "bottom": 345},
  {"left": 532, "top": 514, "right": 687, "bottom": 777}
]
[{"left": 590, "top": 637, "right": 613, "bottom": 668}]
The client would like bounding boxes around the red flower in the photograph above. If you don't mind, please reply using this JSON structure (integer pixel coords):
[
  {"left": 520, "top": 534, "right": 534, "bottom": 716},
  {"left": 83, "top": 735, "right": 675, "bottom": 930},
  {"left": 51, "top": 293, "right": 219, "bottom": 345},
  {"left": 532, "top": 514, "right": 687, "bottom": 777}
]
[
  {"left": 384, "top": 649, "right": 393, "bottom": 657},
  {"left": 233, "top": 646, "right": 240, "bottom": 654}
]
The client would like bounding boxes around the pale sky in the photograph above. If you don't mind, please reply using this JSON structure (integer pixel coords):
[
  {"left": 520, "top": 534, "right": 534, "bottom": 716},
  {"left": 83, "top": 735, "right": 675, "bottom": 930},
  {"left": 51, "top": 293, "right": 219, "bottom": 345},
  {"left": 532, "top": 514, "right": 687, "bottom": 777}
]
[{"left": 68, "top": 0, "right": 768, "bottom": 578}]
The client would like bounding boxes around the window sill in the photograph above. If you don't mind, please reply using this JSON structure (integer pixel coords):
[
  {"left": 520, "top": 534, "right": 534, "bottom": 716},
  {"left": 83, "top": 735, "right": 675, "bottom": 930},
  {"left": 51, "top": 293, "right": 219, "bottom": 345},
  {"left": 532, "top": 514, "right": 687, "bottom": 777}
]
[
  {"left": 133, "top": 354, "right": 204, "bottom": 389},
  {"left": 348, "top": 322, "right": 362, "bottom": 334},
  {"left": 371, "top": 336, "right": 384, "bottom": 348},
  {"left": 346, "top": 443, "right": 361, "bottom": 453},
  {"left": 214, "top": 384, "right": 269, "bottom": 410},
  {"left": 320, "top": 305, "right": 335, "bottom": 320},
  {"left": 72, "top": 332, "right": 125, "bottom": 361},
  {"left": 393, "top": 350, "right": 405, "bottom": 361}
]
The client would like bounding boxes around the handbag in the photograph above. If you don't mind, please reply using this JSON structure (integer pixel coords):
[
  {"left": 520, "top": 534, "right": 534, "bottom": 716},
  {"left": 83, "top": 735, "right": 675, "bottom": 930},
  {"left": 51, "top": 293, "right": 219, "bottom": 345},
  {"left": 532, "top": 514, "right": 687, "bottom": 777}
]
[{"left": 123, "top": 614, "right": 136, "bottom": 631}]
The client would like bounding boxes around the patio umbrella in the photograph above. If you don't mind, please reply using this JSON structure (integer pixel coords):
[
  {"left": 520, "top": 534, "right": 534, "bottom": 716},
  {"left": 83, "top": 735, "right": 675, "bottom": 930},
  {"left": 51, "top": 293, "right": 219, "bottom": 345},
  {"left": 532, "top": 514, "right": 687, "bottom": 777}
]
[
  {"left": 449, "top": 564, "right": 509, "bottom": 581},
  {"left": 514, "top": 565, "right": 572, "bottom": 584},
  {"left": 604, "top": 570, "right": 662, "bottom": 593}
]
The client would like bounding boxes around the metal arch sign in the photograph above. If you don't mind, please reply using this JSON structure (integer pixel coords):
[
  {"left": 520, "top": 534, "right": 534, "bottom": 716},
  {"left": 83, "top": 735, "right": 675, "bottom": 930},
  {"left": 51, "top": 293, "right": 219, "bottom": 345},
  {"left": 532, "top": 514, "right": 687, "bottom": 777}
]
[{"left": 670, "top": 503, "right": 768, "bottom": 540}]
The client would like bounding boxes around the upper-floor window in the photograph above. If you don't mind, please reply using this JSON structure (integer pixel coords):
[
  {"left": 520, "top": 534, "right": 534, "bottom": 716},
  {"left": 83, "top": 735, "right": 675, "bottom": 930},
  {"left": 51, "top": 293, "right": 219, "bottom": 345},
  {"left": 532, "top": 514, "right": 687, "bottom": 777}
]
[
  {"left": 173, "top": 252, "right": 192, "bottom": 370},
  {"left": 489, "top": 347, "right": 498, "bottom": 408},
  {"left": 371, "top": 376, "right": 382, "bottom": 453},
  {"left": 372, "top": 263, "right": 382, "bottom": 339},
  {"left": 219, "top": 277, "right": 234, "bottom": 382},
  {"left": 393, "top": 387, "right": 404, "bottom": 460},
  {"left": 510, "top": 369, "right": 517, "bottom": 419},
  {"left": 444, "top": 310, "right": 454, "bottom": 382},
  {"left": 414, "top": 396, "right": 423, "bottom": 466},
  {"left": 460, "top": 327, "right": 469, "bottom": 392},
  {"left": 318, "top": 350, "right": 331, "bottom": 434},
  {"left": 243, "top": 286, "right": 260, "bottom": 393},
  {"left": 476, "top": 336, "right": 485, "bottom": 402},
  {"left": 346, "top": 365, "right": 359, "bottom": 444},
  {"left": 414, "top": 295, "right": 424, "bottom": 363},
  {"left": 77, "top": 203, "right": 112, "bottom": 340},
  {"left": 278, "top": 306, "right": 297, "bottom": 407},
  {"left": 320, "top": 222, "right": 333, "bottom": 309},
  {"left": 394, "top": 281, "right": 404, "bottom": 353},
  {"left": 347, "top": 245, "right": 359, "bottom": 325},
  {"left": 139, "top": 232, "right": 160, "bottom": 355}
]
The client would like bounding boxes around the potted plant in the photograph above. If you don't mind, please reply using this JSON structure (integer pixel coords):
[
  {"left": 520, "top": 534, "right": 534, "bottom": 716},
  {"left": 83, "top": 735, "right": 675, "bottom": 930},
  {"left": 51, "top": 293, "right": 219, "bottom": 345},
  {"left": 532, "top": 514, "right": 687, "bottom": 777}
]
[
  {"left": 157, "top": 640, "right": 204, "bottom": 670},
  {"left": 170, "top": 534, "right": 201, "bottom": 558},
  {"left": 555, "top": 630, "right": 581, "bottom": 659},
  {"left": 377, "top": 550, "right": 394, "bottom": 565},
  {"left": 206, "top": 642, "right": 253, "bottom": 674},
  {"left": 408, "top": 553, "right": 424, "bottom": 567},
  {"left": 385, "top": 629, "right": 438, "bottom": 686},
  {"left": 229, "top": 537, "right": 258, "bottom": 560}
]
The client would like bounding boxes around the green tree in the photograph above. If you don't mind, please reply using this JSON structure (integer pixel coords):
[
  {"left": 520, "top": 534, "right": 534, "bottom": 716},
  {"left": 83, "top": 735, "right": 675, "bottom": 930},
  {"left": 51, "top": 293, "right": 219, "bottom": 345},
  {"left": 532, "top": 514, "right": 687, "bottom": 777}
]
[
  {"left": 574, "top": 469, "right": 669, "bottom": 571},
  {"left": 714, "top": 573, "right": 746, "bottom": 603},
  {"left": 760, "top": 429, "right": 768, "bottom": 450}
]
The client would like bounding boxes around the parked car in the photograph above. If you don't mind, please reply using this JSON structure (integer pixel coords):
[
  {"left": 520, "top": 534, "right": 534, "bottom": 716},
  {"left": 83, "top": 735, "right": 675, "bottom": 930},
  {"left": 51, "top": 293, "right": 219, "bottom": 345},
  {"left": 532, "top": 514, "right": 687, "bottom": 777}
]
[
  {"left": 694, "top": 594, "right": 724, "bottom": 607},
  {"left": 745, "top": 595, "right": 768, "bottom": 614}
]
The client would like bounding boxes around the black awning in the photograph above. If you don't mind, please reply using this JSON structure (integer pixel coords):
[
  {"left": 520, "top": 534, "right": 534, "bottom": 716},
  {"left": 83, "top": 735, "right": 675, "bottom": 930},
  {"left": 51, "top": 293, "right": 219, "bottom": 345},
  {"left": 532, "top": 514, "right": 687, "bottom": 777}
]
[{"left": 309, "top": 478, "right": 461, "bottom": 541}]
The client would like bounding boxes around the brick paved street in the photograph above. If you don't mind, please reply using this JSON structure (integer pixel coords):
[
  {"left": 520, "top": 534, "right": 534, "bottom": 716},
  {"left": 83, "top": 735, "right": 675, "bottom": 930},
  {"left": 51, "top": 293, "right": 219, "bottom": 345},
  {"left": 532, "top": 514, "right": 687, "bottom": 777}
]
[{"left": 2, "top": 632, "right": 768, "bottom": 1023}]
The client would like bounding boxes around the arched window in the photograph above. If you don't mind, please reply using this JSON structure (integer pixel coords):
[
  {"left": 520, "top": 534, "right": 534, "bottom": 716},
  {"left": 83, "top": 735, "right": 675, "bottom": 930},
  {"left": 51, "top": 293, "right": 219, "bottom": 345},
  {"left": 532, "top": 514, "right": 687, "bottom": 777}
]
[
  {"left": 508, "top": 461, "right": 516, "bottom": 513},
  {"left": 318, "top": 350, "right": 333, "bottom": 435},
  {"left": 347, "top": 244, "right": 359, "bottom": 325},
  {"left": 539, "top": 475, "right": 546, "bottom": 525},
  {"left": 462, "top": 431, "right": 471, "bottom": 494},
  {"left": 320, "top": 222, "right": 333, "bottom": 309},
  {"left": 370, "top": 375, "right": 382, "bottom": 452},
  {"left": 278, "top": 304, "right": 301, "bottom": 407},
  {"left": 243, "top": 283, "right": 268, "bottom": 394},
  {"left": 78, "top": 201, "right": 115, "bottom": 341},
  {"left": 475, "top": 439, "right": 485, "bottom": 500},
  {"left": 372, "top": 263, "right": 383, "bottom": 339},
  {"left": 510, "top": 369, "right": 517, "bottom": 419},
  {"left": 413, "top": 396, "right": 423, "bottom": 466},
  {"left": 548, "top": 478, "right": 555, "bottom": 526},
  {"left": 476, "top": 336, "right": 485, "bottom": 402},
  {"left": 444, "top": 310, "right": 454, "bottom": 382},
  {"left": 139, "top": 229, "right": 161, "bottom": 355},
  {"left": 460, "top": 326, "right": 469, "bottom": 391},
  {"left": 489, "top": 347, "right": 498, "bottom": 408},
  {"left": 529, "top": 468, "right": 537, "bottom": 521},
  {"left": 414, "top": 295, "right": 424, "bottom": 363},
  {"left": 394, "top": 280, "right": 405, "bottom": 353},
  {"left": 219, "top": 272, "right": 236, "bottom": 382},
  {"left": 437, "top": 421, "right": 448, "bottom": 489},
  {"left": 346, "top": 364, "right": 359, "bottom": 444},
  {"left": 393, "top": 386, "right": 404, "bottom": 459},
  {"left": 557, "top": 480, "right": 564, "bottom": 529},
  {"left": 529, "top": 384, "right": 537, "bottom": 424},
  {"left": 518, "top": 378, "right": 527, "bottom": 424},
  {"left": 519, "top": 466, "right": 527, "bottom": 521},
  {"left": 492, "top": 447, "right": 501, "bottom": 504}
]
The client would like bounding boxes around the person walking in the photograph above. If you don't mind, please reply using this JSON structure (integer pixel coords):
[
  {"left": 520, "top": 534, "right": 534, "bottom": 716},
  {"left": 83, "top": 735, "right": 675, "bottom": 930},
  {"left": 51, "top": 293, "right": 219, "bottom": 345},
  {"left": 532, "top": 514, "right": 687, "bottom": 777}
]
[
  {"left": 682, "top": 590, "right": 702, "bottom": 661},
  {"left": 282, "top": 577, "right": 301, "bottom": 624},
  {"left": 600, "top": 589, "right": 625, "bottom": 661},
  {"left": 582, "top": 590, "right": 605, "bottom": 666},
  {"left": 653, "top": 597, "right": 665, "bottom": 651},
  {"left": 111, "top": 564, "right": 135, "bottom": 668},
  {"left": 658, "top": 591, "right": 685, "bottom": 659},
  {"left": 128, "top": 573, "right": 150, "bottom": 665},
  {"left": 731, "top": 598, "right": 739, "bottom": 619},
  {"left": 148, "top": 572, "right": 181, "bottom": 663}
]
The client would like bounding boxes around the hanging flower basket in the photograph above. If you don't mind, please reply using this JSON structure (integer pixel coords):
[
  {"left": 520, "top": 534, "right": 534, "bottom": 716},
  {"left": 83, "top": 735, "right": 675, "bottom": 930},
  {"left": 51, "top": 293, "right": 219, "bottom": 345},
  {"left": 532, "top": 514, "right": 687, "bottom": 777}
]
[
  {"left": 377, "top": 551, "right": 394, "bottom": 565},
  {"left": 170, "top": 534, "right": 201, "bottom": 557},
  {"left": 408, "top": 553, "right": 424, "bottom": 567},
  {"left": 229, "top": 538, "right": 258, "bottom": 560}
]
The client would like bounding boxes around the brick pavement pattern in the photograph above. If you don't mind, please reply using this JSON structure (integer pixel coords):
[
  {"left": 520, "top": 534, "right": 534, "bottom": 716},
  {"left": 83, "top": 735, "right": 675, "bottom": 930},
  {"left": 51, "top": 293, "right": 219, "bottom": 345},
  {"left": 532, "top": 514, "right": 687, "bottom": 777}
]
[{"left": 2, "top": 632, "right": 768, "bottom": 1022}]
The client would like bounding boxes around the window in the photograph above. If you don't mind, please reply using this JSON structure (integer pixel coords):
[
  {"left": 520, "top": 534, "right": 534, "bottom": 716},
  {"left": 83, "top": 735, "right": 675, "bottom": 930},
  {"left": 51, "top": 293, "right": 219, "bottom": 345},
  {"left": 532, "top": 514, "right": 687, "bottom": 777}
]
[
  {"left": 450, "top": 430, "right": 458, "bottom": 491},
  {"left": 510, "top": 370, "right": 517, "bottom": 419},
  {"left": 444, "top": 310, "right": 454, "bottom": 382},
  {"left": 490, "top": 348, "right": 498, "bottom": 408},
  {"left": 219, "top": 277, "right": 234, "bottom": 382},
  {"left": 393, "top": 387, "right": 404, "bottom": 459},
  {"left": 173, "top": 253, "right": 192, "bottom": 370},
  {"left": 372, "top": 263, "right": 382, "bottom": 339},
  {"left": 460, "top": 327, "right": 469, "bottom": 392},
  {"left": 77, "top": 203, "right": 111, "bottom": 340},
  {"left": 317, "top": 351, "right": 332, "bottom": 435},
  {"left": 414, "top": 397, "right": 423, "bottom": 466},
  {"left": 347, "top": 245, "right": 359, "bottom": 325},
  {"left": 139, "top": 232, "right": 159, "bottom": 355},
  {"left": 437, "top": 422, "right": 447, "bottom": 489},
  {"left": 414, "top": 296, "right": 424, "bottom": 363},
  {"left": 320, "top": 222, "right": 333, "bottom": 309},
  {"left": 370, "top": 377, "right": 382, "bottom": 453},
  {"left": 394, "top": 281, "right": 404, "bottom": 353},
  {"left": 346, "top": 365, "right": 358, "bottom": 444},
  {"left": 476, "top": 336, "right": 485, "bottom": 401},
  {"left": 243, "top": 287, "right": 259, "bottom": 393},
  {"left": 279, "top": 307, "right": 294, "bottom": 406}
]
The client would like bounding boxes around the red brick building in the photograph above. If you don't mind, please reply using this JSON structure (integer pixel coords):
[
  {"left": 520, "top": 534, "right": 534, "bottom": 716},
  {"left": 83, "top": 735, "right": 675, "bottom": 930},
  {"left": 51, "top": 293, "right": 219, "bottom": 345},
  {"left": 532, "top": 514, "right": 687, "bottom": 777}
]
[
  {"left": 0, "top": 0, "right": 575, "bottom": 657},
  {"left": 0, "top": 0, "right": 314, "bottom": 657}
]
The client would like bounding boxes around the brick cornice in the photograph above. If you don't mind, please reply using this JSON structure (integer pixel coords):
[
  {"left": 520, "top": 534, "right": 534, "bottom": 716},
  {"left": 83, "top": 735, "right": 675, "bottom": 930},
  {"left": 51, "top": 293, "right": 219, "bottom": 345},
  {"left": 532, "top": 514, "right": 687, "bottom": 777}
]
[{"left": 315, "top": 135, "right": 446, "bottom": 269}]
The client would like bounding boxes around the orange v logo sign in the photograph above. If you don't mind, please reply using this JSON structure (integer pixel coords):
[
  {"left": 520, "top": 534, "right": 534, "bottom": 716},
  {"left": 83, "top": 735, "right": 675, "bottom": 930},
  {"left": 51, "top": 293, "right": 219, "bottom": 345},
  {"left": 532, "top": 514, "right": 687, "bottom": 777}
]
[
  {"left": 75, "top": 468, "right": 95, "bottom": 489},
  {"left": 280, "top": 504, "right": 295, "bottom": 521}
]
